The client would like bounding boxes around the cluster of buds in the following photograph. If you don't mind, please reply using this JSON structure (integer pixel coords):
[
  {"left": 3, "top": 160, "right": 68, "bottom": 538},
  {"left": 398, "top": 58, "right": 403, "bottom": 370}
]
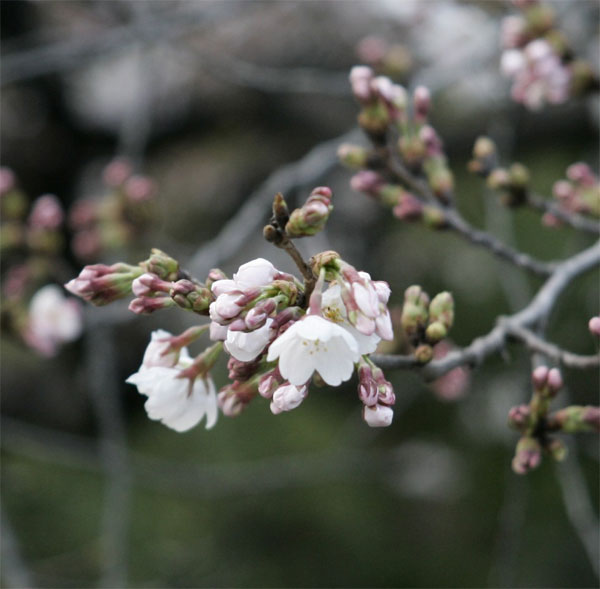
[
  {"left": 509, "top": 366, "right": 599, "bottom": 474},
  {"left": 543, "top": 163, "right": 600, "bottom": 227},
  {"left": 355, "top": 36, "right": 412, "bottom": 79},
  {"left": 500, "top": 1, "right": 598, "bottom": 110},
  {"left": 66, "top": 187, "right": 397, "bottom": 431},
  {"left": 400, "top": 285, "right": 454, "bottom": 364},
  {"left": 1, "top": 168, "right": 83, "bottom": 356},
  {"left": 469, "top": 137, "right": 531, "bottom": 208},
  {"left": 69, "top": 158, "right": 156, "bottom": 261},
  {"left": 340, "top": 66, "right": 453, "bottom": 227}
]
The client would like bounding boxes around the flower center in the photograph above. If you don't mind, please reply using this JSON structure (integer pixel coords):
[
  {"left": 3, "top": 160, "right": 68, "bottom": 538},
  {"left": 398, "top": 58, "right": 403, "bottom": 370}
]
[{"left": 302, "top": 338, "right": 329, "bottom": 354}]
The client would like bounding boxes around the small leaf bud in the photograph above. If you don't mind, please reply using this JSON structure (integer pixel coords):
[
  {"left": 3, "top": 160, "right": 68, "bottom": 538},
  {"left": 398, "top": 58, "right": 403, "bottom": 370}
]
[
  {"left": 425, "top": 321, "right": 447, "bottom": 343},
  {"left": 428, "top": 291, "right": 454, "bottom": 331},
  {"left": 414, "top": 344, "right": 434, "bottom": 364}
]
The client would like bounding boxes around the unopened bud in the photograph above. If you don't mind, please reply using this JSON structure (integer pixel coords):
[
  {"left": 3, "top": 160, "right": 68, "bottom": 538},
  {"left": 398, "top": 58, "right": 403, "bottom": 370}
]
[
  {"left": 547, "top": 438, "right": 568, "bottom": 462},
  {"left": 272, "top": 192, "right": 289, "bottom": 228},
  {"left": 350, "top": 170, "right": 384, "bottom": 196},
  {"left": 508, "top": 404, "right": 532, "bottom": 430},
  {"left": 414, "top": 344, "right": 434, "bottom": 364},
  {"left": 392, "top": 192, "right": 423, "bottom": 220},
  {"left": 588, "top": 316, "right": 600, "bottom": 336},
  {"left": 413, "top": 85, "right": 431, "bottom": 122},
  {"left": 401, "top": 285, "right": 429, "bottom": 338},
  {"left": 512, "top": 436, "right": 542, "bottom": 475},
  {"left": 285, "top": 186, "right": 333, "bottom": 238},
  {"left": 349, "top": 66, "right": 375, "bottom": 103},
  {"left": 338, "top": 144, "right": 369, "bottom": 169},
  {"left": 65, "top": 263, "right": 142, "bottom": 306},
  {"left": 428, "top": 292, "right": 454, "bottom": 331},
  {"left": 170, "top": 279, "right": 212, "bottom": 313},
  {"left": 549, "top": 405, "right": 600, "bottom": 433},
  {"left": 129, "top": 295, "right": 174, "bottom": 315},
  {"left": 487, "top": 168, "right": 511, "bottom": 190},
  {"left": 425, "top": 321, "right": 447, "bottom": 343},
  {"left": 532, "top": 365, "right": 549, "bottom": 390},
  {"left": 509, "top": 162, "right": 530, "bottom": 187},
  {"left": 363, "top": 404, "right": 394, "bottom": 427},
  {"left": 140, "top": 249, "right": 179, "bottom": 281},
  {"left": 546, "top": 368, "right": 563, "bottom": 394},
  {"left": 28, "top": 194, "right": 64, "bottom": 230}
]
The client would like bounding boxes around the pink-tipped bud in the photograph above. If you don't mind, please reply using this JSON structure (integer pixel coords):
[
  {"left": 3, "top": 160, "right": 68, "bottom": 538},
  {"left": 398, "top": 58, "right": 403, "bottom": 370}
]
[
  {"left": 128, "top": 295, "right": 173, "bottom": 315},
  {"left": 170, "top": 279, "right": 212, "bottom": 314},
  {"left": 566, "top": 163, "right": 594, "bottom": 186},
  {"left": 28, "top": 194, "right": 64, "bottom": 230},
  {"left": 552, "top": 180, "right": 573, "bottom": 201},
  {"left": 124, "top": 175, "right": 156, "bottom": 202},
  {"left": 546, "top": 368, "right": 563, "bottom": 394},
  {"left": 532, "top": 365, "right": 549, "bottom": 390},
  {"left": 357, "top": 363, "right": 378, "bottom": 406},
  {"left": 349, "top": 66, "right": 375, "bottom": 103},
  {"left": 258, "top": 368, "right": 284, "bottom": 399},
  {"left": 350, "top": 170, "right": 384, "bottom": 196},
  {"left": 132, "top": 273, "right": 172, "bottom": 297},
  {"left": 512, "top": 436, "right": 542, "bottom": 475},
  {"left": 65, "top": 262, "right": 142, "bottom": 305},
  {"left": 103, "top": 158, "right": 132, "bottom": 187},
  {"left": 508, "top": 404, "right": 532, "bottom": 430},
  {"left": 588, "top": 316, "right": 600, "bottom": 336},
  {"left": 413, "top": 85, "right": 431, "bottom": 122},
  {"left": 393, "top": 192, "right": 423, "bottom": 221},
  {"left": 0, "top": 167, "right": 16, "bottom": 196}
]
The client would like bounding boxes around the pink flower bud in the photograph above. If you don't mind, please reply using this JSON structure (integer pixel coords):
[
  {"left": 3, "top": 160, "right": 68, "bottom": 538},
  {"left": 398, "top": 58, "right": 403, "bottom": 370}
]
[
  {"left": 350, "top": 170, "right": 384, "bottom": 196},
  {"left": 124, "top": 175, "right": 156, "bottom": 202},
  {"left": 103, "top": 158, "right": 132, "bottom": 187},
  {"left": 132, "top": 273, "right": 172, "bottom": 297},
  {"left": 363, "top": 404, "right": 393, "bottom": 427},
  {"left": 532, "top": 365, "right": 549, "bottom": 390},
  {"left": 258, "top": 368, "right": 283, "bottom": 399},
  {"left": 393, "top": 193, "right": 423, "bottom": 221},
  {"left": 566, "top": 163, "right": 595, "bottom": 186},
  {"left": 357, "top": 363, "right": 378, "bottom": 406},
  {"left": 413, "top": 86, "right": 431, "bottom": 121},
  {"left": 547, "top": 368, "right": 563, "bottom": 394},
  {"left": 552, "top": 180, "right": 573, "bottom": 201},
  {"left": 512, "top": 436, "right": 542, "bottom": 475},
  {"left": 588, "top": 316, "right": 600, "bottom": 336},
  {"left": 28, "top": 194, "right": 64, "bottom": 230},
  {"left": 349, "top": 66, "right": 375, "bottom": 102},
  {"left": 129, "top": 295, "right": 173, "bottom": 314},
  {"left": 508, "top": 404, "right": 531, "bottom": 429},
  {"left": 0, "top": 167, "right": 16, "bottom": 196}
]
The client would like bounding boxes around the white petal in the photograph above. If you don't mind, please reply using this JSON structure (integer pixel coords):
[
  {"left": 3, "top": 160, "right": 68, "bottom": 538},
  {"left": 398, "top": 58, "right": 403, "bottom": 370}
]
[
  {"left": 279, "top": 345, "right": 315, "bottom": 386},
  {"left": 314, "top": 348, "right": 355, "bottom": 386},
  {"left": 203, "top": 379, "right": 219, "bottom": 429}
]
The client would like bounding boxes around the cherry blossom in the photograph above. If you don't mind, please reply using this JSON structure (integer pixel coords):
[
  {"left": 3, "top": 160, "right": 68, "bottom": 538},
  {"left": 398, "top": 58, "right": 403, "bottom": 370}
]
[{"left": 266, "top": 314, "right": 360, "bottom": 386}]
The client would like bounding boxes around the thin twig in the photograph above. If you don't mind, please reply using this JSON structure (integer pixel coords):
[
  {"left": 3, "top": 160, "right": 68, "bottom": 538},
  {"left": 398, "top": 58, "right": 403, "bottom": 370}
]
[
  {"left": 527, "top": 193, "right": 600, "bottom": 235},
  {"left": 504, "top": 324, "right": 600, "bottom": 369},
  {"left": 386, "top": 156, "right": 557, "bottom": 276},
  {"left": 189, "top": 128, "right": 362, "bottom": 277},
  {"left": 372, "top": 240, "right": 600, "bottom": 378}
]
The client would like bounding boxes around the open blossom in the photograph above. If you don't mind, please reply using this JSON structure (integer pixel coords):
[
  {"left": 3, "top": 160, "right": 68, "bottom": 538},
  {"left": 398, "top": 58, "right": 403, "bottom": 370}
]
[
  {"left": 24, "top": 285, "right": 83, "bottom": 356},
  {"left": 126, "top": 330, "right": 218, "bottom": 432},
  {"left": 266, "top": 314, "right": 360, "bottom": 386},
  {"left": 320, "top": 284, "right": 380, "bottom": 354}
]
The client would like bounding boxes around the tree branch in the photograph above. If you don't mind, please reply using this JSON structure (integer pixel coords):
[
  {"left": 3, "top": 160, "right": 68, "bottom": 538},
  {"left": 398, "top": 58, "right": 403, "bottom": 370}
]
[
  {"left": 372, "top": 239, "right": 600, "bottom": 378},
  {"left": 527, "top": 193, "right": 600, "bottom": 235}
]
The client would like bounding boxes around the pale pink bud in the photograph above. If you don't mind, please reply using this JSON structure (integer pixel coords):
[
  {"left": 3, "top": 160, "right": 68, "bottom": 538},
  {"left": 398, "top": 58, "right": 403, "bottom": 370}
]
[
  {"left": 413, "top": 86, "right": 431, "bottom": 121},
  {"left": 588, "top": 316, "right": 600, "bottom": 336},
  {"left": 124, "top": 175, "right": 156, "bottom": 202},
  {"left": 547, "top": 368, "right": 563, "bottom": 394},
  {"left": 233, "top": 258, "right": 278, "bottom": 288},
  {"left": 131, "top": 273, "right": 172, "bottom": 297},
  {"left": 350, "top": 170, "right": 384, "bottom": 195},
  {"left": 532, "top": 365, "right": 549, "bottom": 390},
  {"left": 128, "top": 296, "right": 172, "bottom": 314},
  {"left": 258, "top": 368, "right": 283, "bottom": 399},
  {"left": 373, "top": 281, "right": 391, "bottom": 304},
  {"left": 349, "top": 66, "right": 375, "bottom": 102},
  {"left": 209, "top": 293, "right": 245, "bottom": 323},
  {"left": 393, "top": 193, "right": 423, "bottom": 220},
  {"left": 270, "top": 383, "right": 308, "bottom": 415},
  {"left": 103, "top": 158, "right": 132, "bottom": 187},
  {"left": 28, "top": 194, "right": 64, "bottom": 230},
  {"left": 508, "top": 404, "right": 531, "bottom": 429},
  {"left": 357, "top": 364, "right": 378, "bottom": 406},
  {"left": 566, "top": 163, "right": 595, "bottom": 186},
  {"left": 363, "top": 404, "right": 394, "bottom": 427},
  {"left": 552, "top": 180, "right": 573, "bottom": 201},
  {"left": 0, "top": 167, "right": 16, "bottom": 196}
]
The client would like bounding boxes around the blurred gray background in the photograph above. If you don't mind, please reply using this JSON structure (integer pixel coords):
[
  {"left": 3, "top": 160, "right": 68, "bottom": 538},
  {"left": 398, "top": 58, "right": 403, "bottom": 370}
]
[{"left": 1, "top": 1, "right": 599, "bottom": 587}]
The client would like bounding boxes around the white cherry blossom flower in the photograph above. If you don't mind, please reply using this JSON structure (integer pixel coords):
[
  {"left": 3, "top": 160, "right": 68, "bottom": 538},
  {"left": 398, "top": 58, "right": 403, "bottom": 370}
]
[
  {"left": 126, "top": 332, "right": 218, "bottom": 432},
  {"left": 266, "top": 314, "right": 360, "bottom": 386},
  {"left": 225, "top": 318, "right": 274, "bottom": 362},
  {"left": 320, "top": 284, "right": 380, "bottom": 355},
  {"left": 141, "top": 329, "right": 180, "bottom": 367},
  {"left": 25, "top": 285, "right": 83, "bottom": 356}
]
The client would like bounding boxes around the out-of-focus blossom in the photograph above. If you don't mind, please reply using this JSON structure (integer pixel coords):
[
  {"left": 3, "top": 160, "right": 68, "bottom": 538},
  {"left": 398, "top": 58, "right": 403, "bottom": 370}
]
[
  {"left": 24, "top": 285, "right": 83, "bottom": 356},
  {"left": 270, "top": 383, "right": 308, "bottom": 415}
]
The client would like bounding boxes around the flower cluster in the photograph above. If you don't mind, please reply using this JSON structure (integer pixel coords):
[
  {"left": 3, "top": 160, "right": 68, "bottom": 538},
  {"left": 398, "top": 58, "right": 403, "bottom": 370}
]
[
  {"left": 339, "top": 66, "right": 453, "bottom": 227},
  {"left": 69, "top": 158, "right": 156, "bottom": 261},
  {"left": 500, "top": 0, "right": 597, "bottom": 110},
  {"left": 543, "top": 163, "right": 600, "bottom": 226},
  {"left": 66, "top": 186, "right": 397, "bottom": 433},
  {"left": 509, "top": 366, "right": 599, "bottom": 474},
  {"left": 1, "top": 168, "right": 83, "bottom": 356}
]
